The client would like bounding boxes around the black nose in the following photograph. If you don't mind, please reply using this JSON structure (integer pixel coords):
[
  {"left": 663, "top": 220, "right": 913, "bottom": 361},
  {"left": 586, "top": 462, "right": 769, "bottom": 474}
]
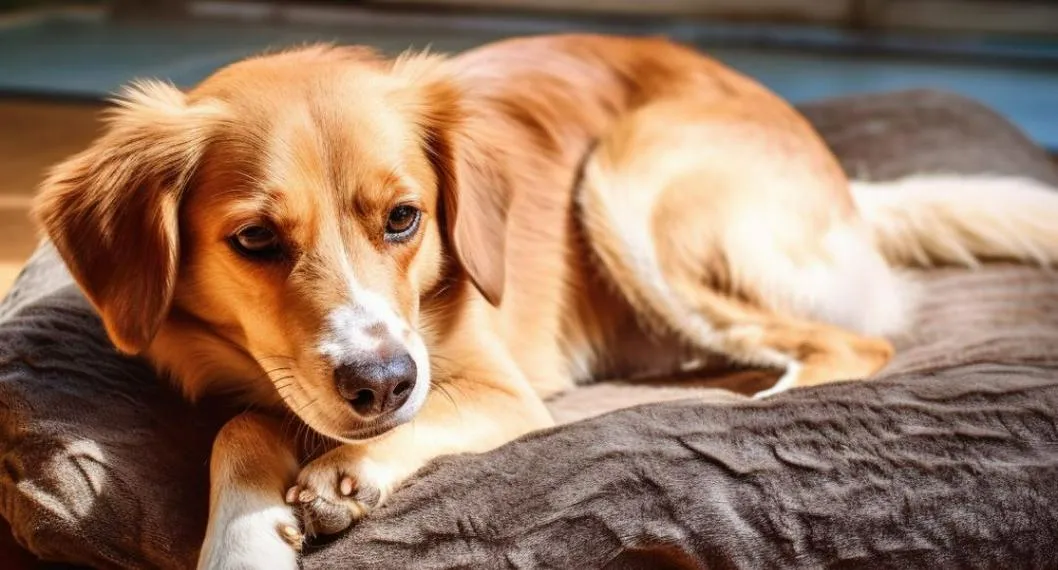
[{"left": 334, "top": 351, "right": 417, "bottom": 418}]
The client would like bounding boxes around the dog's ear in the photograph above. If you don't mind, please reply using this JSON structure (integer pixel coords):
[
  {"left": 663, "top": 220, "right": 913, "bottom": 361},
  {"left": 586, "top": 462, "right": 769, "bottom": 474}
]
[
  {"left": 409, "top": 68, "right": 512, "bottom": 306},
  {"left": 32, "top": 81, "right": 220, "bottom": 354}
]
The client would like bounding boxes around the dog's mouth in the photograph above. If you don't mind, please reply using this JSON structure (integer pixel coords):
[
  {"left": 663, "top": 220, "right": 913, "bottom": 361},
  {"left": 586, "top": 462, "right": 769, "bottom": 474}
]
[
  {"left": 275, "top": 381, "right": 416, "bottom": 443},
  {"left": 336, "top": 419, "right": 404, "bottom": 442}
]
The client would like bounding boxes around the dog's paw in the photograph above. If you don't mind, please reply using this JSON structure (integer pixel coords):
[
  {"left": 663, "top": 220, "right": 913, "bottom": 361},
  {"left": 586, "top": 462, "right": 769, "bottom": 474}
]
[
  {"left": 286, "top": 447, "right": 393, "bottom": 537},
  {"left": 198, "top": 496, "right": 303, "bottom": 570},
  {"left": 277, "top": 522, "right": 305, "bottom": 550},
  {"left": 752, "top": 361, "right": 801, "bottom": 399}
]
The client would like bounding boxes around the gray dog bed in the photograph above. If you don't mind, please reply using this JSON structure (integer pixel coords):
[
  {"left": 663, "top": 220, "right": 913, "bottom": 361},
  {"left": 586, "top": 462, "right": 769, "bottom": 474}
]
[{"left": 1, "top": 89, "right": 1057, "bottom": 569}]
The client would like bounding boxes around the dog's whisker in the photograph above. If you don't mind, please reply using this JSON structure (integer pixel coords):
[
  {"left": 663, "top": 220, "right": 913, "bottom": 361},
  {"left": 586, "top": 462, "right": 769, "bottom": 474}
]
[
  {"left": 261, "top": 367, "right": 292, "bottom": 381},
  {"left": 431, "top": 382, "right": 462, "bottom": 419},
  {"left": 258, "top": 355, "right": 296, "bottom": 362},
  {"left": 434, "top": 376, "right": 469, "bottom": 399},
  {"left": 280, "top": 414, "right": 298, "bottom": 440},
  {"left": 269, "top": 376, "right": 296, "bottom": 392},
  {"left": 294, "top": 396, "right": 319, "bottom": 417},
  {"left": 243, "top": 365, "right": 294, "bottom": 387},
  {"left": 309, "top": 430, "right": 327, "bottom": 459}
]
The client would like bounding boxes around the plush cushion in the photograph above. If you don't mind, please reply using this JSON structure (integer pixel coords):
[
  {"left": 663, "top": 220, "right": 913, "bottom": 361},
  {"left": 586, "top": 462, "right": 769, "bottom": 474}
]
[
  {"left": 313, "top": 365, "right": 1058, "bottom": 569},
  {"left": 1, "top": 89, "right": 1056, "bottom": 569}
]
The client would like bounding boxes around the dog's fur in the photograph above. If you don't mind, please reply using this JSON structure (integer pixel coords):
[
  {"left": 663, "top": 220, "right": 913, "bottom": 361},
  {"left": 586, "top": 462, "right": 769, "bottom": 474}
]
[{"left": 33, "top": 34, "right": 1058, "bottom": 568}]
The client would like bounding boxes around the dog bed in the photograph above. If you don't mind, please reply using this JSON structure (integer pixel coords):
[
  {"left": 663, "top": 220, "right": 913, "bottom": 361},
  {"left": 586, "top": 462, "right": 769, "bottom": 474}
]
[{"left": 1, "top": 89, "right": 1057, "bottom": 569}]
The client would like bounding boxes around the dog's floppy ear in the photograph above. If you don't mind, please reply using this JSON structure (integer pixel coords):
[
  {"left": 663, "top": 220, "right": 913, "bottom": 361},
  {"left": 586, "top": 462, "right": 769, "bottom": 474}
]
[
  {"left": 32, "top": 81, "right": 220, "bottom": 354},
  {"left": 408, "top": 66, "right": 512, "bottom": 305}
]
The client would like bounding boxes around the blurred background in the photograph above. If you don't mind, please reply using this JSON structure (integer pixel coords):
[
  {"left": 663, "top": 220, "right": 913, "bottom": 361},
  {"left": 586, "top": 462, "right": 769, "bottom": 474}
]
[{"left": 0, "top": 0, "right": 1057, "bottom": 297}]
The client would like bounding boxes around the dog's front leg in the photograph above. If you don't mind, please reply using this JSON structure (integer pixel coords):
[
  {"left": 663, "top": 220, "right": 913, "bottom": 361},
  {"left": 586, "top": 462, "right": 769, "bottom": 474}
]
[
  {"left": 197, "top": 412, "right": 301, "bottom": 570},
  {"left": 289, "top": 362, "right": 553, "bottom": 536}
]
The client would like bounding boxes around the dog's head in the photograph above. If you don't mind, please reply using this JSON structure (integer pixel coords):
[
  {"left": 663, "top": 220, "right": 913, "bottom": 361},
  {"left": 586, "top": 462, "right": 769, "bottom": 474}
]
[{"left": 33, "top": 46, "right": 509, "bottom": 442}]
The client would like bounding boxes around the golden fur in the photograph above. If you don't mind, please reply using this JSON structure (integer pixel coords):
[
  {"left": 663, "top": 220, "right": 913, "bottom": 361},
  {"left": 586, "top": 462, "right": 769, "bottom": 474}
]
[{"left": 33, "top": 34, "right": 1058, "bottom": 568}]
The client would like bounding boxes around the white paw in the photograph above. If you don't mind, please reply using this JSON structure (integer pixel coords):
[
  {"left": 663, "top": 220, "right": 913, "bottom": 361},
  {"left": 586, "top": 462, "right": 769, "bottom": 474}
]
[
  {"left": 752, "top": 361, "right": 801, "bottom": 399},
  {"left": 197, "top": 491, "right": 301, "bottom": 570}
]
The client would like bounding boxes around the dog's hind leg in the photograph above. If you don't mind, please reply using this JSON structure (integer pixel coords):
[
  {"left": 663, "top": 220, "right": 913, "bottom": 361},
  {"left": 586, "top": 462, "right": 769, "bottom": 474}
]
[
  {"left": 197, "top": 412, "right": 301, "bottom": 570},
  {"left": 577, "top": 98, "right": 902, "bottom": 396}
]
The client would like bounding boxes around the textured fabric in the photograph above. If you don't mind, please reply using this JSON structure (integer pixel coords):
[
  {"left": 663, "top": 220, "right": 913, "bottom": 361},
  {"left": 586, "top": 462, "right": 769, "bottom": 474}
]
[
  {"left": 1, "top": 89, "right": 1057, "bottom": 569},
  {"left": 310, "top": 365, "right": 1058, "bottom": 570},
  {"left": 0, "top": 244, "right": 225, "bottom": 569}
]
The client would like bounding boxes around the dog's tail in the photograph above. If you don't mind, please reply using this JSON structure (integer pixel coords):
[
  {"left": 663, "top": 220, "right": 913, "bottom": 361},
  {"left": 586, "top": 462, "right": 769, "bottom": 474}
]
[{"left": 851, "top": 175, "right": 1058, "bottom": 268}]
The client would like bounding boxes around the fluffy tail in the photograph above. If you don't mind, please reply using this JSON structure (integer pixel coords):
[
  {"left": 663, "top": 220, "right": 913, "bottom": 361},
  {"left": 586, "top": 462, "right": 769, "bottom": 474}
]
[{"left": 852, "top": 175, "right": 1058, "bottom": 268}]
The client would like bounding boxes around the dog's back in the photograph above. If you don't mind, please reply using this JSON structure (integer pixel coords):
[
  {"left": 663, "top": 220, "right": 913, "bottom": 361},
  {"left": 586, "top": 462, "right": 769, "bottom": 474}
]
[{"left": 449, "top": 34, "right": 1058, "bottom": 396}]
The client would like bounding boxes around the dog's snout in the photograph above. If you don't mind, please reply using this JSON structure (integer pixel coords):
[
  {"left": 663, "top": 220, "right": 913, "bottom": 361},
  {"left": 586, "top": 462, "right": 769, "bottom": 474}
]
[{"left": 334, "top": 348, "right": 417, "bottom": 419}]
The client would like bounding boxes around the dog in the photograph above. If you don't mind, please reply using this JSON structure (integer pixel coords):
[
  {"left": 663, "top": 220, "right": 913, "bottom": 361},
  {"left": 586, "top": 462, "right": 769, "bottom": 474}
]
[{"left": 33, "top": 34, "right": 1058, "bottom": 568}]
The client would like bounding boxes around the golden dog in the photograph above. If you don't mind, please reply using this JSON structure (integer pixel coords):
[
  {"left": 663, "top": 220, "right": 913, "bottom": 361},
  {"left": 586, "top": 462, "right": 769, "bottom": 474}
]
[{"left": 34, "top": 34, "right": 1058, "bottom": 568}]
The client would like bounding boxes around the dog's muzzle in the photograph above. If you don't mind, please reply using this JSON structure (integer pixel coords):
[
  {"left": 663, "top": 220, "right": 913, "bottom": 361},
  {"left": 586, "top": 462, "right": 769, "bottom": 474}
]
[{"left": 333, "top": 343, "right": 417, "bottom": 419}]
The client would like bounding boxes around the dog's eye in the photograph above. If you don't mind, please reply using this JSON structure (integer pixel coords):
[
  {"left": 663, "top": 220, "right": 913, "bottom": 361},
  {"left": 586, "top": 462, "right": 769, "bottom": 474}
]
[
  {"left": 384, "top": 205, "right": 421, "bottom": 242},
  {"left": 229, "top": 225, "right": 283, "bottom": 260}
]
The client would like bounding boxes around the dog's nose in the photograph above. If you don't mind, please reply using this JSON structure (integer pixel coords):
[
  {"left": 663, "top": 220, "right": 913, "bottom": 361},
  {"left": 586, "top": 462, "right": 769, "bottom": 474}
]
[{"left": 334, "top": 349, "right": 417, "bottom": 418}]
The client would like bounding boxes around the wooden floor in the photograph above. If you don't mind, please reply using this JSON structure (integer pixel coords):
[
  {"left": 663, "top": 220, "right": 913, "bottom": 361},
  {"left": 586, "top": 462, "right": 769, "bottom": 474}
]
[{"left": 0, "top": 99, "right": 102, "bottom": 296}]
